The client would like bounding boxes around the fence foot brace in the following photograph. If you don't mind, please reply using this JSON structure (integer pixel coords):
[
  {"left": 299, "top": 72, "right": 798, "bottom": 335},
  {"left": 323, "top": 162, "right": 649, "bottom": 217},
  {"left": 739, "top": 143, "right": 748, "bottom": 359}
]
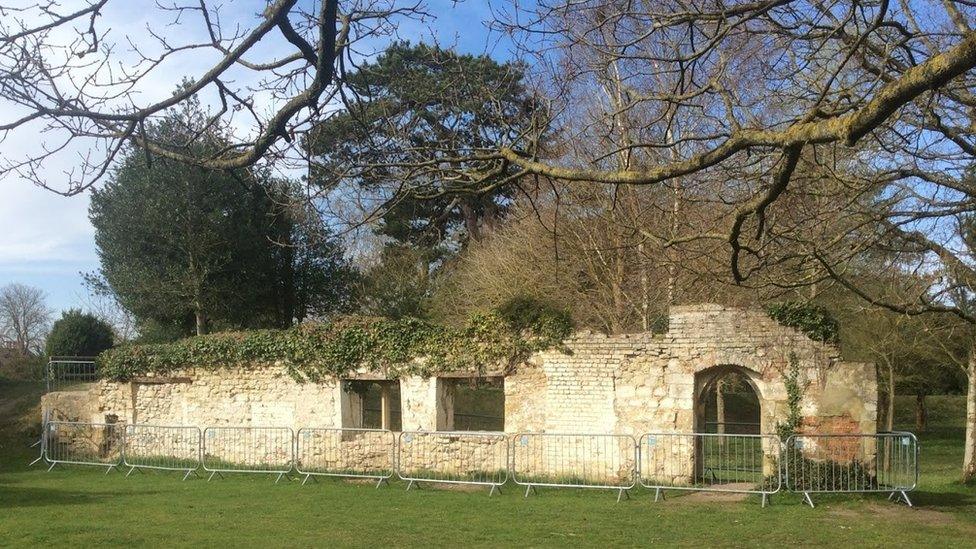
[
  {"left": 46, "top": 462, "right": 57, "bottom": 472},
  {"left": 523, "top": 484, "right": 537, "bottom": 498},
  {"left": 802, "top": 492, "right": 815, "bottom": 508},
  {"left": 125, "top": 466, "right": 144, "bottom": 478},
  {"left": 489, "top": 484, "right": 501, "bottom": 497},
  {"left": 104, "top": 465, "right": 117, "bottom": 475},
  {"left": 274, "top": 472, "right": 287, "bottom": 484},
  {"left": 375, "top": 477, "right": 388, "bottom": 489},
  {"left": 181, "top": 469, "right": 196, "bottom": 481},
  {"left": 889, "top": 490, "right": 914, "bottom": 507},
  {"left": 208, "top": 471, "right": 222, "bottom": 482},
  {"left": 616, "top": 488, "right": 630, "bottom": 503},
  {"left": 301, "top": 474, "right": 317, "bottom": 486},
  {"left": 654, "top": 488, "right": 665, "bottom": 502},
  {"left": 406, "top": 479, "right": 419, "bottom": 491},
  {"left": 28, "top": 455, "right": 44, "bottom": 467},
  {"left": 761, "top": 493, "right": 770, "bottom": 508}
]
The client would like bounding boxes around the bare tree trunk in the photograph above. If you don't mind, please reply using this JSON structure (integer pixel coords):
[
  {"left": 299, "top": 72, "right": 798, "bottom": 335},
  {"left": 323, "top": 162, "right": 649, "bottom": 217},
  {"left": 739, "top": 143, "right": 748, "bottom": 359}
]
[
  {"left": 195, "top": 310, "right": 207, "bottom": 336},
  {"left": 886, "top": 359, "right": 895, "bottom": 432},
  {"left": 716, "top": 379, "right": 726, "bottom": 435},
  {"left": 914, "top": 393, "right": 927, "bottom": 433},
  {"left": 639, "top": 242, "right": 649, "bottom": 331},
  {"left": 460, "top": 201, "right": 481, "bottom": 243},
  {"left": 964, "top": 351, "right": 976, "bottom": 483}
]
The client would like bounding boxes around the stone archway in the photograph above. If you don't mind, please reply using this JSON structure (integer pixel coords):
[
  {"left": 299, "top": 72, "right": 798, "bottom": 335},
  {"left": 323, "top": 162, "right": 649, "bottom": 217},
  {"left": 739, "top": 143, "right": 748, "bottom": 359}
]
[
  {"left": 691, "top": 365, "right": 766, "bottom": 482},
  {"left": 694, "top": 365, "right": 763, "bottom": 436}
]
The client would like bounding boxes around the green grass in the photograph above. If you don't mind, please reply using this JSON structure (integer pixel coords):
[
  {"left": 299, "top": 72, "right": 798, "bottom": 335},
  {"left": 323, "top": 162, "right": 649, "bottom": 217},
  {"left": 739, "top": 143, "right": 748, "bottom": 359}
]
[{"left": 1, "top": 384, "right": 974, "bottom": 547}]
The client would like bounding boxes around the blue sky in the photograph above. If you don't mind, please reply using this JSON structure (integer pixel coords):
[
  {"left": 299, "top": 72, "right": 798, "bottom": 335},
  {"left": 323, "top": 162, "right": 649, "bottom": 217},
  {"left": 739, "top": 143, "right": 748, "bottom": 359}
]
[{"left": 0, "top": 0, "right": 506, "bottom": 315}]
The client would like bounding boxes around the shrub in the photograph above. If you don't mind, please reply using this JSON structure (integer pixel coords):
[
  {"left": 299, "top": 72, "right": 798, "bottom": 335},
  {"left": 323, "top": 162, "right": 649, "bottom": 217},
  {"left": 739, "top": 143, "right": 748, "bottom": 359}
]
[{"left": 45, "top": 309, "right": 114, "bottom": 358}]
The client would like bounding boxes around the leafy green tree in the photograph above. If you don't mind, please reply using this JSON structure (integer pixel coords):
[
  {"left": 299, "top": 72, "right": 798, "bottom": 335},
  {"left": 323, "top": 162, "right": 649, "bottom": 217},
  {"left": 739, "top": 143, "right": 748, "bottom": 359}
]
[
  {"left": 309, "top": 42, "right": 535, "bottom": 248},
  {"left": 45, "top": 309, "right": 114, "bottom": 358},
  {"left": 307, "top": 43, "right": 537, "bottom": 316},
  {"left": 90, "top": 91, "right": 351, "bottom": 338}
]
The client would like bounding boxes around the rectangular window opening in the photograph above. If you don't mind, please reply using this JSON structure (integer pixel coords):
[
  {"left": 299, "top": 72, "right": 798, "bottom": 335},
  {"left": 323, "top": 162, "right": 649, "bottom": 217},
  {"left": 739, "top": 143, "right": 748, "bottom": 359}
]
[
  {"left": 356, "top": 380, "right": 402, "bottom": 431},
  {"left": 452, "top": 377, "right": 504, "bottom": 432}
]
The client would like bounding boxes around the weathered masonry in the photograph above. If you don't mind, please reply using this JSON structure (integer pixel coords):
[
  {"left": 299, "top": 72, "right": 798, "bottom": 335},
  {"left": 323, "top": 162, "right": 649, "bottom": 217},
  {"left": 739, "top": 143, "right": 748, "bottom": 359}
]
[{"left": 43, "top": 304, "right": 877, "bottom": 438}]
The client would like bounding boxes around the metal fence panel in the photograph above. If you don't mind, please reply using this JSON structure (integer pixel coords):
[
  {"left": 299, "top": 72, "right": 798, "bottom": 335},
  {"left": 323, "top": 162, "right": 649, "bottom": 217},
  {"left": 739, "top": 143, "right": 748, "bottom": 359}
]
[
  {"left": 511, "top": 433, "right": 637, "bottom": 501},
  {"left": 785, "top": 432, "right": 918, "bottom": 507},
  {"left": 123, "top": 424, "right": 202, "bottom": 480},
  {"left": 46, "top": 358, "right": 99, "bottom": 393},
  {"left": 295, "top": 428, "right": 395, "bottom": 486},
  {"left": 638, "top": 433, "right": 781, "bottom": 506},
  {"left": 202, "top": 426, "right": 294, "bottom": 482},
  {"left": 28, "top": 408, "right": 50, "bottom": 467},
  {"left": 396, "top": 431, "right": 509, "bottom": 495},
  {"left": 43, "top": 421, "right": 122, "bottom": 472}
]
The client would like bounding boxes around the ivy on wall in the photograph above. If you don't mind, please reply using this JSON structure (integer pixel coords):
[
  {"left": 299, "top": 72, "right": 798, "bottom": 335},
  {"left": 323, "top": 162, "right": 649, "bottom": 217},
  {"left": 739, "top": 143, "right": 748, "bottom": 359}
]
[
  {"left": 98, "top": 297, "right": 573, "bottom": 382},
  {"left": 764, "top": 301, "right": 839, "bottom": 344},
  {"left": 776, "top": 351, "right": 804, "bottom": 440}
]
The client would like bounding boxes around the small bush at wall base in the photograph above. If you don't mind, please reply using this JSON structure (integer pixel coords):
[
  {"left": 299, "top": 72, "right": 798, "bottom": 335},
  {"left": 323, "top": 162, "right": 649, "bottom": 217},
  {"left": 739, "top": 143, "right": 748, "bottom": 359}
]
[
  {"left": 98, "top": 298, "right": 573, "bottom": 382},
  {"left": 763, "top": 302, "right": 839, "bottom": 344},
  {"left": 782, "top": 453, "right": 881, "bottom": 492}
]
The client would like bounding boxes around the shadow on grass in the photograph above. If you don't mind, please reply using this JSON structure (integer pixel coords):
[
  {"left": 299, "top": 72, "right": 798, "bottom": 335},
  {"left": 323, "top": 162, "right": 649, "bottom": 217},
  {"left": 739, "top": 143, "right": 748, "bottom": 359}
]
[
  {"left": 0, "top": 485, "right": 161, "bottom": 509},
  {"left": 911, "top": 490, "right": 976, "bottom": 509}
]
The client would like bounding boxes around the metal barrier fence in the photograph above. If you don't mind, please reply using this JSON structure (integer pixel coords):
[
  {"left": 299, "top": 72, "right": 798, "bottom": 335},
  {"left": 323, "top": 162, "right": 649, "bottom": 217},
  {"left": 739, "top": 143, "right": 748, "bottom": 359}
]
[
  {"left": 28, "top": 408, "right": 50, "bottom": 467},
  {"left": 42, "top": 421, "right": 122, "bottom": 473},
  {"left": 785, "top": 432, "right": 918, "bottom": 507},
  {"left": 46, "top": 357, "right": 99, "bottom": 393},
  {"left": 31, "top": 422, "right": 920, "bottom": 508},
  {"left": 202, "top": 426, "right": 294, "bottom": 482},
  {"left": 295, "top": 428, "right": 395, "bottom": 487},
  {"left": 638, "top": 433, "right": 781, "bottom": 507},
  {"left": 511, "top": 433, "right": 638, "bottom": 502},
  {"left": 123, "top": 424, "right": 202, "bottom": 480},
  {"left": 396, "top": 431, "right": 509, "bottom": 496}
]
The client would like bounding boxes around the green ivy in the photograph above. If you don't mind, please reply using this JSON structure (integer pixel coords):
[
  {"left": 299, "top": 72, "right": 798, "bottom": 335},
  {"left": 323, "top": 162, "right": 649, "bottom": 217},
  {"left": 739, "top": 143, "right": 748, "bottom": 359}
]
[
  {"left": 764, "top": 301, "right": 839, "bottom": 344},
  {"left": 775, "top": 351, "right": 804, "bottom": 441},
  {"left": 98, "top": 299, "right": 573, "bottom": 383}
]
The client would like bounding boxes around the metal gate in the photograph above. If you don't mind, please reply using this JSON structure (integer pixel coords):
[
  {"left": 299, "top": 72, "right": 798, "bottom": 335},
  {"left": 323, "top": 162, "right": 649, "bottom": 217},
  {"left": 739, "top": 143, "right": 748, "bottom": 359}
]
[
  {"left": 511, "top": 433, "right": 637, "bottom": 501},
  {"left": 295, "top": 427, "right": 395, "bottom": 487},
  {"left": 638, "top": 432, "right": 781, "bottom": 506},
  {"left": 784, "top": 432, "right": 918, "bottom": 507},
  {"left": 45, "top": 357, "right": 99, "bottom": 393},
  {"left": 202, "top": 426, "right": 294, "bottom": 482},
  {"left": 123, "top": 424, "right": 202, "bottom": 480},
  {"left": 396, "top": 431, "right": 509, "bottom": 496},
  {"left": 42, "top": 421, "right": 123, "bottom": 473}
]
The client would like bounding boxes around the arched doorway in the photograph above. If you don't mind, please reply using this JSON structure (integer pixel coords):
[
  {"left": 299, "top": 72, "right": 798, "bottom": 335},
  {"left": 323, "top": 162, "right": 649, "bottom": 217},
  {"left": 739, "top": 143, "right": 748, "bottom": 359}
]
[
  {"left": 691, "top": 365, "right": 766, "bottom": 488},
  {"left": 694, "top": 366, "right": 762, "bottom": 435}
]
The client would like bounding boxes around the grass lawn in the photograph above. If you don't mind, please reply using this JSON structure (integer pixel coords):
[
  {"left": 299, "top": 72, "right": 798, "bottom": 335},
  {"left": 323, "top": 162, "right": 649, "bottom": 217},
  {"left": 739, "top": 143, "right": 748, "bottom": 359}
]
[{"left": 1, "top": 383, "right": 974, "bottom": 547}]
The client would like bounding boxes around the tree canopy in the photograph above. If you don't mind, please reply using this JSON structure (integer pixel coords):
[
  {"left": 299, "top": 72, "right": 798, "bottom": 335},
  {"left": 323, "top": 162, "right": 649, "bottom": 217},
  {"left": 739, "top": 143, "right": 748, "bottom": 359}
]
[
  {"left": 45, "top": 309, "right": 114, "bottom": 358},
  {"left": 89, "top": 95, "right": 351, "bottom": 338}
]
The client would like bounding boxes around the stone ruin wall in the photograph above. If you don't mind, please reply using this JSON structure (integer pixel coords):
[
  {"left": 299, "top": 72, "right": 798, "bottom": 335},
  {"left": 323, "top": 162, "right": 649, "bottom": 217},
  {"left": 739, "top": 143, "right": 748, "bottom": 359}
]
[
  {"left": 42, "top": 304, "right": 877, "bottom": 482},
  {"left": 506, "top": 304, "right": 877, "bottom": 438}
]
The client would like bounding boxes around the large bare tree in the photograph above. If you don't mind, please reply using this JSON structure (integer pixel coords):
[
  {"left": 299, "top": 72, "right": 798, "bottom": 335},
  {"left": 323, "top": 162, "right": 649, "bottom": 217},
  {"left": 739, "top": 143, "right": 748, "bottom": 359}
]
[{"left": 0, "top": 283, "right": 51, "bottom": 354}]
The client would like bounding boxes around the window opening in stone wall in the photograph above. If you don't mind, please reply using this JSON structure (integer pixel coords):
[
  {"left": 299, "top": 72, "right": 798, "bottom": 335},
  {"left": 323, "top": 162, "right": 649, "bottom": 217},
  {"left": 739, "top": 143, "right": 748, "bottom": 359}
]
[
  {"left": 349, "top": 380, "right": 402, "bottom": 431},
  {"left": 451, "top": 377, "right": 504, "bottom": 431}
]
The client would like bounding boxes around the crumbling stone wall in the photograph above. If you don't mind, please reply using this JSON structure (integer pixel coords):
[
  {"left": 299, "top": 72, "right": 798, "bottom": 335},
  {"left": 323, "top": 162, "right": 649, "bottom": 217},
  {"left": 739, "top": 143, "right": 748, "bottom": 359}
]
[
  {"left": 41, "top": 304, "right": 876, "bottom": 482},
  {"left": 505, "top": 304, "right": 877, "bottom": 437}
]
